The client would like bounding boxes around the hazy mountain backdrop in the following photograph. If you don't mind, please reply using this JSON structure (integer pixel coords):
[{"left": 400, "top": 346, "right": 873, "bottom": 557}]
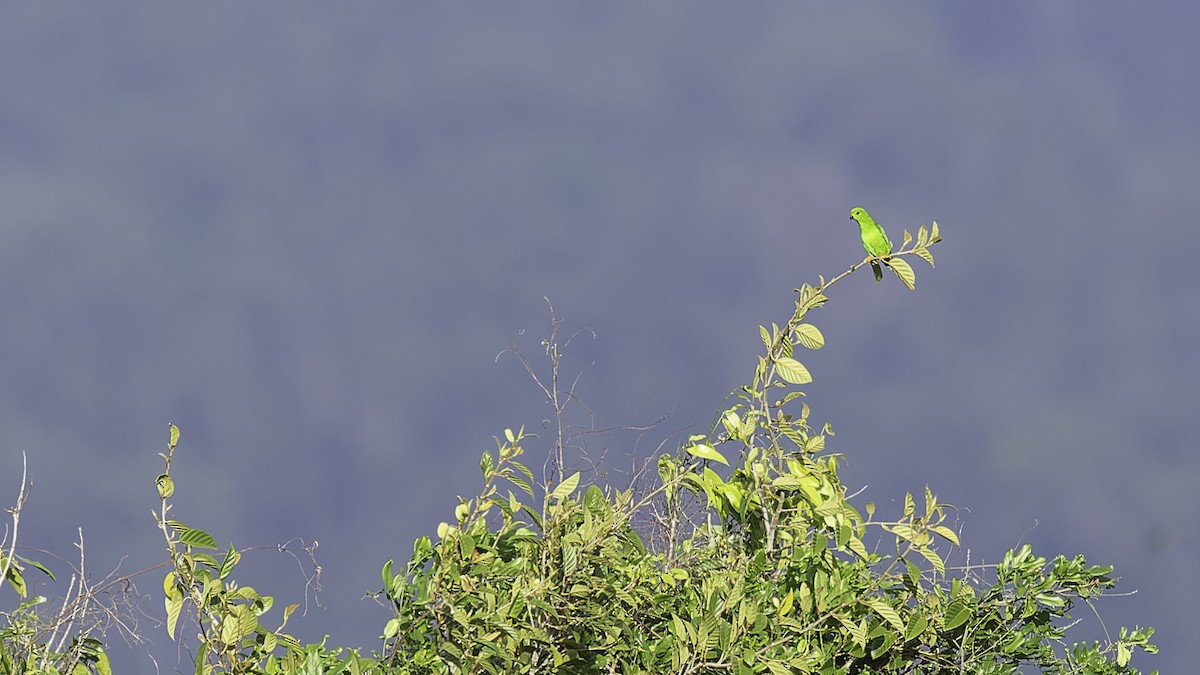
[{"left": 0, "top": 4, "right": 1191, "bottom": 672}]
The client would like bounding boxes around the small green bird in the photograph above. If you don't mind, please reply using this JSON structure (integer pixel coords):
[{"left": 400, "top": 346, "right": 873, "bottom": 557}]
[{"left": 849, "top": 207, "right": 892, "bottom": 282}]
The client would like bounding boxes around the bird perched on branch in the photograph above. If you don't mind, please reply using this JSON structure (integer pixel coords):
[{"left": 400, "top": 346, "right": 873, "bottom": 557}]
[{"left": 849, "top": 207, "right": 892, "bottom": 282}]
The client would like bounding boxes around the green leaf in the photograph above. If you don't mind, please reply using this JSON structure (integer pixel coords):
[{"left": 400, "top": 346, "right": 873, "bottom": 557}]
[
  {"left": 930, "top": 525, "right": 960, "bottom": 546},
  {"left": 888, "top": 257, "right": 916, "bottom": 290},
  {"left": 218, "top": 544, "right": 240, "bottom": 580},
  {"left": 549, "top": 472, "right": 581, "bottom": 502},
  {"left": 4, "top": 564, "right": 27, "bottom": 597},
  {"left": 792, "top": 323, "right": 824, "bottom": 350},
  {"left": 165, "top": 587, "right": 184, "bottom": 639},
  {"left": 686, "top": 443, "right": 729, "bottom": 466},
  {"left": 179, "top": 527, "right": 218, "bottom": 550},
  {"left": 155, "top": 474, "right": 174, "bottom": 499},
  {"left": 865, "top": 598, "right": 905, "bottom": 634},
  {"left": 510, "top": 460, "right": 536, "bottom": 494},
  {"left": 17, "top": 555, "right": 54, "bottom": 581},
  {"left": 914, "top": 247, "right": 935, "bottom": 267},
  {"left": 914, "top": 542, "right": 945, "bottom": 575},
  {"left": 775, "top": 357, "right": 812, "bottom": 385},
  {"left": 905, "top": 613, "right": 928, "bottom": 641},
  {"left": 765, "top": 663, "right": 792, "bottom": 675},
  {"left": 168, "top": 423, "right": 180, "bottom": 449},
  {"left": 943, "top": 600, "right": 972, "bottom": 631},
  {"left": 843, "top": 535, "right": 869, "bottom": 561}
]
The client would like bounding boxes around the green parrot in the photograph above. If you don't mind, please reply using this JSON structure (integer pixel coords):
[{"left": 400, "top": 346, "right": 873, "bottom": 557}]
[{"left": 849, "top": 207, "right": 892, "bottom": 282}]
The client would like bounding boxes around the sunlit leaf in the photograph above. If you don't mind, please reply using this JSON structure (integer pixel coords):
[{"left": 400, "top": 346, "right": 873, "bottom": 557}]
[
  {"left": 865, "top": 598, "right": 905, "bottom": 634},
  {"left": 944, "top": 600, "right": 972, "bottom": 630},
  {"left": 549, "top": 472, "right": 581, "bottom": 502},
  {"left": 165, "top": 588, "right": 183, "bottom": 639},
  {"left": 156, "top": 474, "right": 174, "bottom": 499},
  {"left": 775, "top": 357, "right": 812, "bottom": 385},
  {"left": 686, "top": 443, "right": 729, "bottom": 466},
  {"left": 931, "top": 525, "right": 960, "bottom": 546},
  {"left": 915, "top": 544, "right": 945, "bottom": 575},
  {"left": 179, "top": 527, "right": 218, "bottom": 550},
  {"left": 793, "top": 323, "right": 825, "bottom": 350},
  {"left": 888, "top": 257, "right": 916, "bottom": 290}
]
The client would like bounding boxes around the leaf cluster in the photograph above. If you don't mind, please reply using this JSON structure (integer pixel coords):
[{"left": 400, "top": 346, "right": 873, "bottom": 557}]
[
  {"left": 1, "top": 217, "right": 1158, "bottom": 674},
  {"left": 377, "top": 219, "right": 1156, "bottom": 673},
  {"left": 153, "top": 424, "right": 376, "bottom": 675}
]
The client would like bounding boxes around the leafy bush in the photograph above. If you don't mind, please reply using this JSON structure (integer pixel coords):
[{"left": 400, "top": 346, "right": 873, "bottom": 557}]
[
  {"left": 2, "top": 218, "right": 1157, "bottom": 673},
  {"left": 375, "top": 222, "right": 1157, "bottom": 674}
]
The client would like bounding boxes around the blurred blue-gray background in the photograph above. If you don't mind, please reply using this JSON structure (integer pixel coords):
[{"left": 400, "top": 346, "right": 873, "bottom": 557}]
[{"left": 0, "top": 4, "right": 1190, "bottom": 672}]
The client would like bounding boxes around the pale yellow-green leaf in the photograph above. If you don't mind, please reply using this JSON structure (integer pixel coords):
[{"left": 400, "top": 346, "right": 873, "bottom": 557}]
[
  {"left": 906, "top": 613, "right": 928, "bottom": 641},
  {"left": 686, "top": 443, "right": 729, "bottom": 466},
  {"left": 888, "top": 257, "right": 916, "bottom": 290},
  {"left": 777, "top": 590, "right": 795, "bottom": 619},
  {"left": 165, "top": 589, "right": 183, "bottom": 639},
  {"left": 914, "top": 247, "right": 935, "bottom": 267},
  {"left": 793, "top": 323, "right": 825, "bottom": 350},
  {"left": 902, "top": 229, "right": 913, "bottom": 247},
  {"left": 280, "top": 603, "right": 299, "bottom": 630},
  {"left": 5, "top": 565, "right": 26, "bottom": 598},
  {"left": 168, "top": 423, "right": 180, "bottom": 449},
  {"left": 765, "top": 662, "right": 792, "bottom": 675},
  {"left": 931, "top": 525, "right": 960, "bottom": 546},
  {"left": 895, "top": 523, "right": 933, "bottom": 546},
  {"left": 549, "top": 472, "right": 581, "bottom": 501},
  {"left": 775, "top": 357, "right": 812, "bottom": 385},
  {"left": 840, "top": 615, "right": 869, "bottom": 648},
  {"left": 917, "top": 225, "right": 928, "bottom": 246},
  {"left": 155, "top": 474, "right": 174, "bottom": 502},
  {"left": 865, "top": 598, "right": 906, "bottom": 634},
  {"left": 844, "top": 534, "right": 870, "bottom": 560},
  {"left": 930, "top": 220, "right": 940, "bottom": 242},
  {"left": 915, "top": 543, "right": 946, "bottom": 575},
  {"left": 943, "top": 600, "right": 971, "bottom": 630},
  {"left": 722, "top": 410, "right": 744, "bottom": 438},
  {"left": 759, "top": 324, "right": 770, "bottom": 348}
]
